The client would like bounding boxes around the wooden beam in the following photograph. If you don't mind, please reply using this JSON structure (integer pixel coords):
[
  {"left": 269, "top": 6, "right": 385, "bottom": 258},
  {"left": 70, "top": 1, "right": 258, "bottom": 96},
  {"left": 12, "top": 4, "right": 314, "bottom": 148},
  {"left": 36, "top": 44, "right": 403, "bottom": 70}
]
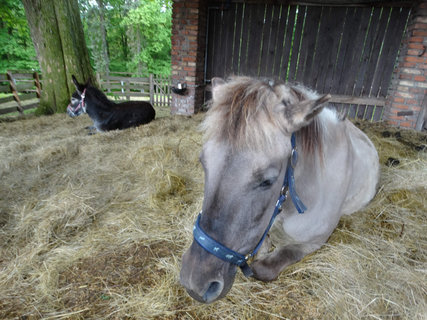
[{"left": 328, "top": 94, "right": 386, "bottom": 106}]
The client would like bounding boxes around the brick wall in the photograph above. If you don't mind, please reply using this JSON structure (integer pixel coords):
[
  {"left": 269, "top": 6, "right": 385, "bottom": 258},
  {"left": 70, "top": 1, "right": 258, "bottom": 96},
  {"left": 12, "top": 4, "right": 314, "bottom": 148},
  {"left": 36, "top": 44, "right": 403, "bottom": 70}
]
[
  {"left": 171, "top": 0, "right": 206, "bottom": 115},
  {"left": 385, "top": 1, "right": 427, "bottom": 130}
]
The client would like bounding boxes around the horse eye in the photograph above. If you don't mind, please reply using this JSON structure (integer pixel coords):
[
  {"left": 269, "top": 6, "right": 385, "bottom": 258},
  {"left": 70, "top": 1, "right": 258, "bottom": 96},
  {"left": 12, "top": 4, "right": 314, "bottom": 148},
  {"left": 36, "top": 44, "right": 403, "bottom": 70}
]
[{"left": 259, "top": 179, "right": 274, "bottom": 189}]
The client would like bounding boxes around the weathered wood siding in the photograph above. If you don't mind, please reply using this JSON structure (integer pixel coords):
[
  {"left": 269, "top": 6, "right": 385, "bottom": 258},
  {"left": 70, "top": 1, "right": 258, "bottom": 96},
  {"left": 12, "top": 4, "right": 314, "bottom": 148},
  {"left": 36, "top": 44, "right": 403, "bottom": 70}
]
[{"left": 205, "top": 2, "right": 411, "bottom": 121}]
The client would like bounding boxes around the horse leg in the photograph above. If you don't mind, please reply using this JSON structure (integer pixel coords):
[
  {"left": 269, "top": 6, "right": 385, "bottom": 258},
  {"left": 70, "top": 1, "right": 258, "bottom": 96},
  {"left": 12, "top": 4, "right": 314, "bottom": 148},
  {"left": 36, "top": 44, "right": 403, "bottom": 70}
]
[{"left": 251, "top": 243, "right": 321, "bottom": 281}]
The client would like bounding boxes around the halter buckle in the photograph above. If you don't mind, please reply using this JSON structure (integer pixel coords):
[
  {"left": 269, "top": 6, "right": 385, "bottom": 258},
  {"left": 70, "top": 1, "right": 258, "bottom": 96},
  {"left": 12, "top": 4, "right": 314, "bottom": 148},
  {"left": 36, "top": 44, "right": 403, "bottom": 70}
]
[
  {"left": 280, "top": 185, "right": 289, "bottom": 196},
  {"left": 290, "top": 148, "right": 298, "bottom": 168}
]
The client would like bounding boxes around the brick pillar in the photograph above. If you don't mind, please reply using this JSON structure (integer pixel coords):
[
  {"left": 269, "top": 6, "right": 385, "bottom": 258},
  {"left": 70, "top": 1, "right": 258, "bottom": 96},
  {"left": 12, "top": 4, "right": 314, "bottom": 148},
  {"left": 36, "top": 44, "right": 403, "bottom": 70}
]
[
  {"left": 385, "top": 1, "right": 427, "bottom": 130},
  {"left": 171, "top": 0, "right": 207, "bottom": 115}
]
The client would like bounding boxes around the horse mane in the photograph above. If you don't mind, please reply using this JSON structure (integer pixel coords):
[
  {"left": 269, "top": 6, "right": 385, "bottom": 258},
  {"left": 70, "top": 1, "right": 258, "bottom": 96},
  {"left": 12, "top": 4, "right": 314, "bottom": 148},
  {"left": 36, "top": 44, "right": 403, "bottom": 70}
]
[
  {"left": 87, "top": 85, "right": 115, "bottom": 108},
  {"left": 202, "top": 77, "right": 335, "bottom": 157}
]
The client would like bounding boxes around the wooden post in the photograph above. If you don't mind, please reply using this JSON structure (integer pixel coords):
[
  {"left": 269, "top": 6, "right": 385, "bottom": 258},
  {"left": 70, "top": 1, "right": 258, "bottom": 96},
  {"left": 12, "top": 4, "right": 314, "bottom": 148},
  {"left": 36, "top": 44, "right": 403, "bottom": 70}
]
[
  {"left": 126, "top": 80, "right": 130, "bottom": 101},
  {"left": 33, "top": 71, "right": 42, "bottom": 98},
  {"left": 7, "top": 71, "right": 23, "bottom": 114},
  {"left": 149, "top": 74, "right": 154, "bottom": 105}
]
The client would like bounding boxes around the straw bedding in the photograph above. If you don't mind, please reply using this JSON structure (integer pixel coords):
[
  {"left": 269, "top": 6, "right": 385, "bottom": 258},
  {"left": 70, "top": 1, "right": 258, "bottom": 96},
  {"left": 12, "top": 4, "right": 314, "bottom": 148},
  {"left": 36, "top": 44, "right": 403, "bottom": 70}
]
[{"left": 0, "top": 108, "right": 426, "bottom": 319}]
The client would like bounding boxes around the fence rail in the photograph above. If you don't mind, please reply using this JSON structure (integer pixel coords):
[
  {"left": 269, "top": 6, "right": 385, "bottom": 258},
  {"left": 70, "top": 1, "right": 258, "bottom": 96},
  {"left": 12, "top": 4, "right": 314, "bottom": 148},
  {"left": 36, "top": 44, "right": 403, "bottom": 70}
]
[
  {"left": 97, "top": 72, "right": 171, "bottom": 107},
  {"left": 0, "top": 71, "right": 172, "bottom": 116},
  {"left": 0, "top": 71, "right": 41, "bottom": 116}
]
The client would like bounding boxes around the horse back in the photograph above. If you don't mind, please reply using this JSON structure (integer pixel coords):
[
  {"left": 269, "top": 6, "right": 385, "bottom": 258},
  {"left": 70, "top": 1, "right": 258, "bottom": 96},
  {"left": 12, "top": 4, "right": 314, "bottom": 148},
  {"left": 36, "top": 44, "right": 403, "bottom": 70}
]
[
  {"left": 341, "top": 120, "right": 380, "bottom": 215},
  {"left": 103, "top": 101, "right": 155, "bottom": 130}
]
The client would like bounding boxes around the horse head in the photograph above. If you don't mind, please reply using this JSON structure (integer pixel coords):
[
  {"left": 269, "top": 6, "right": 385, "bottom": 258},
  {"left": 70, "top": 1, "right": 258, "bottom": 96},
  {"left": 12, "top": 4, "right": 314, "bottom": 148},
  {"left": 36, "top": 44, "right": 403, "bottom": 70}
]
[
  {"left": 180, "top": 77, "right": 331, "bottom": 303},
  {"left": 67, "top": 75, "right": 89, "bottom": 117}
]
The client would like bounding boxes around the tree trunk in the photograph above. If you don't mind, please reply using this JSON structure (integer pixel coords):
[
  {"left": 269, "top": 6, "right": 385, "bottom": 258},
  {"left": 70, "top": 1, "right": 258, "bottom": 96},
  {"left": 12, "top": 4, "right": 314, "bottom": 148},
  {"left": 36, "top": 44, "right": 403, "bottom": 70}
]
[
  {"left": 96, "top": 0, "right": 110, "bottom": 75},
  {"left": 22, "top": 0, "right": 95, "bottom": 114}
]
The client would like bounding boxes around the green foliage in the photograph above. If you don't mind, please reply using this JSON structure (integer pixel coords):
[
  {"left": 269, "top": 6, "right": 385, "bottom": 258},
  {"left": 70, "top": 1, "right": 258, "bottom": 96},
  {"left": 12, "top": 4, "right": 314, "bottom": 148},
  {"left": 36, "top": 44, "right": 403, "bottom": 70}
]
[
  {"left": 123, "top": 0, "right": 172, "bottom": 76},
  {"left": 79, "top": 0, "right": 172, "bottom": 76},
  {"left": 0, "top": 0, "right": 172, "bottom": 77},
  {"left": 0, "top": 0, "right": 38, "bottom": 73}
]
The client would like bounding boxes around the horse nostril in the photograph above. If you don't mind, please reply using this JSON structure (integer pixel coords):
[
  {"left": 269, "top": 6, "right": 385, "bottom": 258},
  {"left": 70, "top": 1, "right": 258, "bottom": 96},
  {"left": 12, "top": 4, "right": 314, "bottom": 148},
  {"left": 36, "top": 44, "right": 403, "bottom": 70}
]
[{"left": 202, "top": 281, "right": 224, "bottom": 303}]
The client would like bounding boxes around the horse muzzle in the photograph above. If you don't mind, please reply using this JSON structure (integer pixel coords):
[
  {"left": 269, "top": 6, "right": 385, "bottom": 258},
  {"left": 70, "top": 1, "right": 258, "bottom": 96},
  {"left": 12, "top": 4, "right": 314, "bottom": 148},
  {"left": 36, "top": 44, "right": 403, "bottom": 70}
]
[
  {"left": 67, "top": 104, "right": 83, "bottom": 118},
  {"left": 180, "top": 241, "right": 237, "bottom": 303}
]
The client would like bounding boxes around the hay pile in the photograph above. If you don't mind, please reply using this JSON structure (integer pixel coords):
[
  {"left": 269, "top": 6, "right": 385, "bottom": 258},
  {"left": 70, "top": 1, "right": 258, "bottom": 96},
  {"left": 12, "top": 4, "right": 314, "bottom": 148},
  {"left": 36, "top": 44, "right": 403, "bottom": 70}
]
[{"left": 0, "top": 109, "right": 425, "bottom": 319}]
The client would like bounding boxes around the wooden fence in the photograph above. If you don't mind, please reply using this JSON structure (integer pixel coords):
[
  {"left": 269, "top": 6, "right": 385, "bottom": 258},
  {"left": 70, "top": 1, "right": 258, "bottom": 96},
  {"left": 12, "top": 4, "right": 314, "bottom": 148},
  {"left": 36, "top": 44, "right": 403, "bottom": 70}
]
[
  {"left": 0, "top": 71, "right": 41, "bottom": 116},
  {"left": 97, "top": 72, "right": 172, "bottom": 107},
  {"left": 205, "top": 2, "right": 411, "bottom": 122}
]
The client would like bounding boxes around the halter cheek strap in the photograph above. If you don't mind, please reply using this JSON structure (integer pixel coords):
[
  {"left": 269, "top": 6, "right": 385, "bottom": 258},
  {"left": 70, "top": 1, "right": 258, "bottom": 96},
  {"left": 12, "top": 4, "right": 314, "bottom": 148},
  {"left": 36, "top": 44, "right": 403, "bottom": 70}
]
[{"left": 193, "top": 133, "right": 306, "bottom": 277}]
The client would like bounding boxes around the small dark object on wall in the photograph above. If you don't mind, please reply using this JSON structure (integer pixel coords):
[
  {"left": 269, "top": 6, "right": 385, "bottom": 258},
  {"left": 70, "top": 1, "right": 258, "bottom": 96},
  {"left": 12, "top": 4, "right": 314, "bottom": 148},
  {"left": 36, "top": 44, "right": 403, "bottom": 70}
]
[{"left": 172, "top": 82, "right": 187, "bottom": 95}]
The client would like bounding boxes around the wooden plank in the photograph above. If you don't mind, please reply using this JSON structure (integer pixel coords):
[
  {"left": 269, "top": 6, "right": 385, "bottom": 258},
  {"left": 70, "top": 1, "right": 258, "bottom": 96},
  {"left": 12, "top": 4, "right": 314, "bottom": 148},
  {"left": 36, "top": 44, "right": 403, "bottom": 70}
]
[
  {"left": 361, "top": 7, "right": 391, "bottom": 96},
  {"left": 102, "top": 75, "right": 150, "bottom": 82},
  {"left": 16, "top": 83, "right": 36, "bottom": 92},
  {"left": 311, "top": 6, "right": 332, "bottom": 90},
  {"left": 372, "top": 105, "right": 384, "bottom": 121},
  {"left": 352, "top": 7, "right": 382, "bottom": 96},
  {"left": 331, "top": 7, "right": 356, "bottom": 94},
  {"left": 232, "top": 3, "right": 245, "bottom": 75},
  {"left": 107, "top": 92, "right": 150, "bottom": 98},
  {"left": 206, "top": 7, "right": 218, "bottom": 80},
  {"left": 298, "top": 6, "right": 323, "bottom": 85},
  {"left": 315, "top": 6, "right": 347, "bottom": 93},
  {"left": 246, "top": 3, "right": 266, "bottom": 77},
  {"left": 103, "top": 84, "right": 149, "bottom": 91},
  {"left": 258, "top": 3, "right": 275, "bottom": 77},
  {"left": 0, "top": 85, "right": 10, "bottom": 93},
  {"left": 212, "top": 8, "right": 225, "bottom": 78},
  {"left": 0, "top": 102, "right": 38, "bottom": 115},
  {"left": 0, "top": 96, "right": 14, "bottom": 103},
  {"left": 328, "top": 94, "right": 385, "bottom": 106},
  {"left": 7, "top": 72, "right": 34, "bottom": 79},
  {"left": 338, "top": 7, "right": 372, "bottom": 95},
  {"left": 272, "top": 4, "right": 291, "bottom": 78},
  {"left": 264, "top": 4, "right": 281, "bottom": 76},
  {"left": 373, "top": 7, "right": 411, "bottom": 97},
  {"left": 222, "top": 3, "right": 237, "bottom": 76},
  {"left": 287, "top": 5, "right": 306, "bottom": 81},
  {"left": 7, "top": 71, "right": 23, "bottom": 113},
  {"left": 17, "top": 93, "right": 38, "bottom": 101}
]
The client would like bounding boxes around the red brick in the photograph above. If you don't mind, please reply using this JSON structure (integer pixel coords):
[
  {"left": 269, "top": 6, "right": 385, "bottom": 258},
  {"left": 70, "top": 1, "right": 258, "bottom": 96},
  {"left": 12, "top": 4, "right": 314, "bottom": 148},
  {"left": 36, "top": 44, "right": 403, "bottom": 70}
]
[
  {"left": 387, "top": 120, "right": 399, "bottom": 126},
  {"left": 399, "top": 121, "right": 414, "bottom": 128},
  {"left": 414, "top": 75, "right": 426, "bottom": 81},
  {"left": 406, "top": 99, "right": 419, "bottom": 105},
  {"left": 394, "top": 104, "right": 410, "bottom": 110},
  {"left": 393, "top": 97, "right": 405, "bottom": 103},
  {"left": 404, "top": 56, "right": 424, "bottom": 63},
  {"left": 388, "top": 114, "right": 403, "bottom": 120},
  {"left": 407, "top": 49, "right": 423, "bottom": 56},
  {"left": 399, "top": 73, "right": 413, "bottom": 80},
  {"left": 402, "top": 62, "right": 416, "bottom": 68},
  {"left": 408, "top": 43, "right": 426, "bottom": 50},
  {"left": 413, "top": 30, "right": 427, "bottom": 37},
  {"left": 182, "top": 56, "right": 196, "bottom": 62},
  {"left": 409, "top": 36, "right": 423, "bottom": 43}
]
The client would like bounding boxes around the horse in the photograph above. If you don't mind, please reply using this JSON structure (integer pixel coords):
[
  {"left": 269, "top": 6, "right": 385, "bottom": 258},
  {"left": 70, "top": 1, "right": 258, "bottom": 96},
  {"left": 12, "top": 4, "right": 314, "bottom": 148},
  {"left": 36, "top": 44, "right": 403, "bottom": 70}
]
[
  {"left": 67, "top": 75, "right": 155, "bottom": 132},
  {"left": 180, "top": 76, "right": 379, "bottom": 303}
]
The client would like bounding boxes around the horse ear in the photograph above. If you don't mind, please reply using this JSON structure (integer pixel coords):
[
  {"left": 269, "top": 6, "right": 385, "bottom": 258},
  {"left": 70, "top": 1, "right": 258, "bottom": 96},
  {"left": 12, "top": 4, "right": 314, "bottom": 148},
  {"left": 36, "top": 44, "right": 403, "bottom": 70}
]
[
  {"left": 285, "top": 89, "right": 331, "bottom": 131},
  {"left": 211, "top": 77, "right": 225, "bottom": 101},
  {"left": 72, "top": 75, "right": 84, "bottom": 94}
]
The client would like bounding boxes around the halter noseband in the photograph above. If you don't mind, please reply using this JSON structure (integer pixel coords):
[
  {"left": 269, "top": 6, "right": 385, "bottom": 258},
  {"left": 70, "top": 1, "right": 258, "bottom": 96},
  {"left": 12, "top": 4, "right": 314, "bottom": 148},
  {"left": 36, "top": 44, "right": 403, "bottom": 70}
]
[{"left": 193, "top": 133, "right": 306, "bottom": 277}]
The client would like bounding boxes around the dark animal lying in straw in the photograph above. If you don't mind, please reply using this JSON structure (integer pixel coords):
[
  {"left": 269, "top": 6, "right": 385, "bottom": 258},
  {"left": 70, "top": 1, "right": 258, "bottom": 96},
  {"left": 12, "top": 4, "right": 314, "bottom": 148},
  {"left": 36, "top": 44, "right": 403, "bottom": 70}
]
[{"left": 67, "top": 75, "right": 155, "bottom": 132}]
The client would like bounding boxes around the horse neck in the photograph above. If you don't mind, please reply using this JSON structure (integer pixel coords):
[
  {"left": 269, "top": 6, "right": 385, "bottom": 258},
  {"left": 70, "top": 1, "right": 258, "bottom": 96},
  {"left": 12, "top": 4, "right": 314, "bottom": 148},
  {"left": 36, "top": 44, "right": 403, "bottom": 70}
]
[
  {"left": 85, "top": 87, "right": 115, "bottom": 113},
  {"left": 293, "top": 109, "right": 345, "bottom": 192}
]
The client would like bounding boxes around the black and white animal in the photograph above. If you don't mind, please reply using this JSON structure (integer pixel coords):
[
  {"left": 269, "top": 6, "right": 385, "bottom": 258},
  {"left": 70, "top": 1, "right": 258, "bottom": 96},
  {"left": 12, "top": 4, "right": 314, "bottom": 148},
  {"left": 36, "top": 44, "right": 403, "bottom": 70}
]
[{"left": 67, "top": 75, "right": 155, "bottom": 132}]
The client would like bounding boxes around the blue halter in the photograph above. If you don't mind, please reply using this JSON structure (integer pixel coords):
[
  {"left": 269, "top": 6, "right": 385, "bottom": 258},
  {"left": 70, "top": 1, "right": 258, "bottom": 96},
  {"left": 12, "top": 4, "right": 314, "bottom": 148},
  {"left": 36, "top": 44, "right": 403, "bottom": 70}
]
[{"left": 193, "top": 133, "right": 306, "bottom": 277}]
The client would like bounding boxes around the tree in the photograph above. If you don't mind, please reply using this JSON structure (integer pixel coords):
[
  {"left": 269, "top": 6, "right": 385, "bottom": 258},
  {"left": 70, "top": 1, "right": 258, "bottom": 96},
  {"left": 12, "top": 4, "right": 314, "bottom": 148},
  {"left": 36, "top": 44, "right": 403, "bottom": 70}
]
[
  {"left": 0, "top": 0, "right": 38, "bottom": 72},
  {"left": 22, "top": 0, "right": 95, "bottom": 114},
  {"left": 123, "top": 0, "right": 172, "bottom": 75}
]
